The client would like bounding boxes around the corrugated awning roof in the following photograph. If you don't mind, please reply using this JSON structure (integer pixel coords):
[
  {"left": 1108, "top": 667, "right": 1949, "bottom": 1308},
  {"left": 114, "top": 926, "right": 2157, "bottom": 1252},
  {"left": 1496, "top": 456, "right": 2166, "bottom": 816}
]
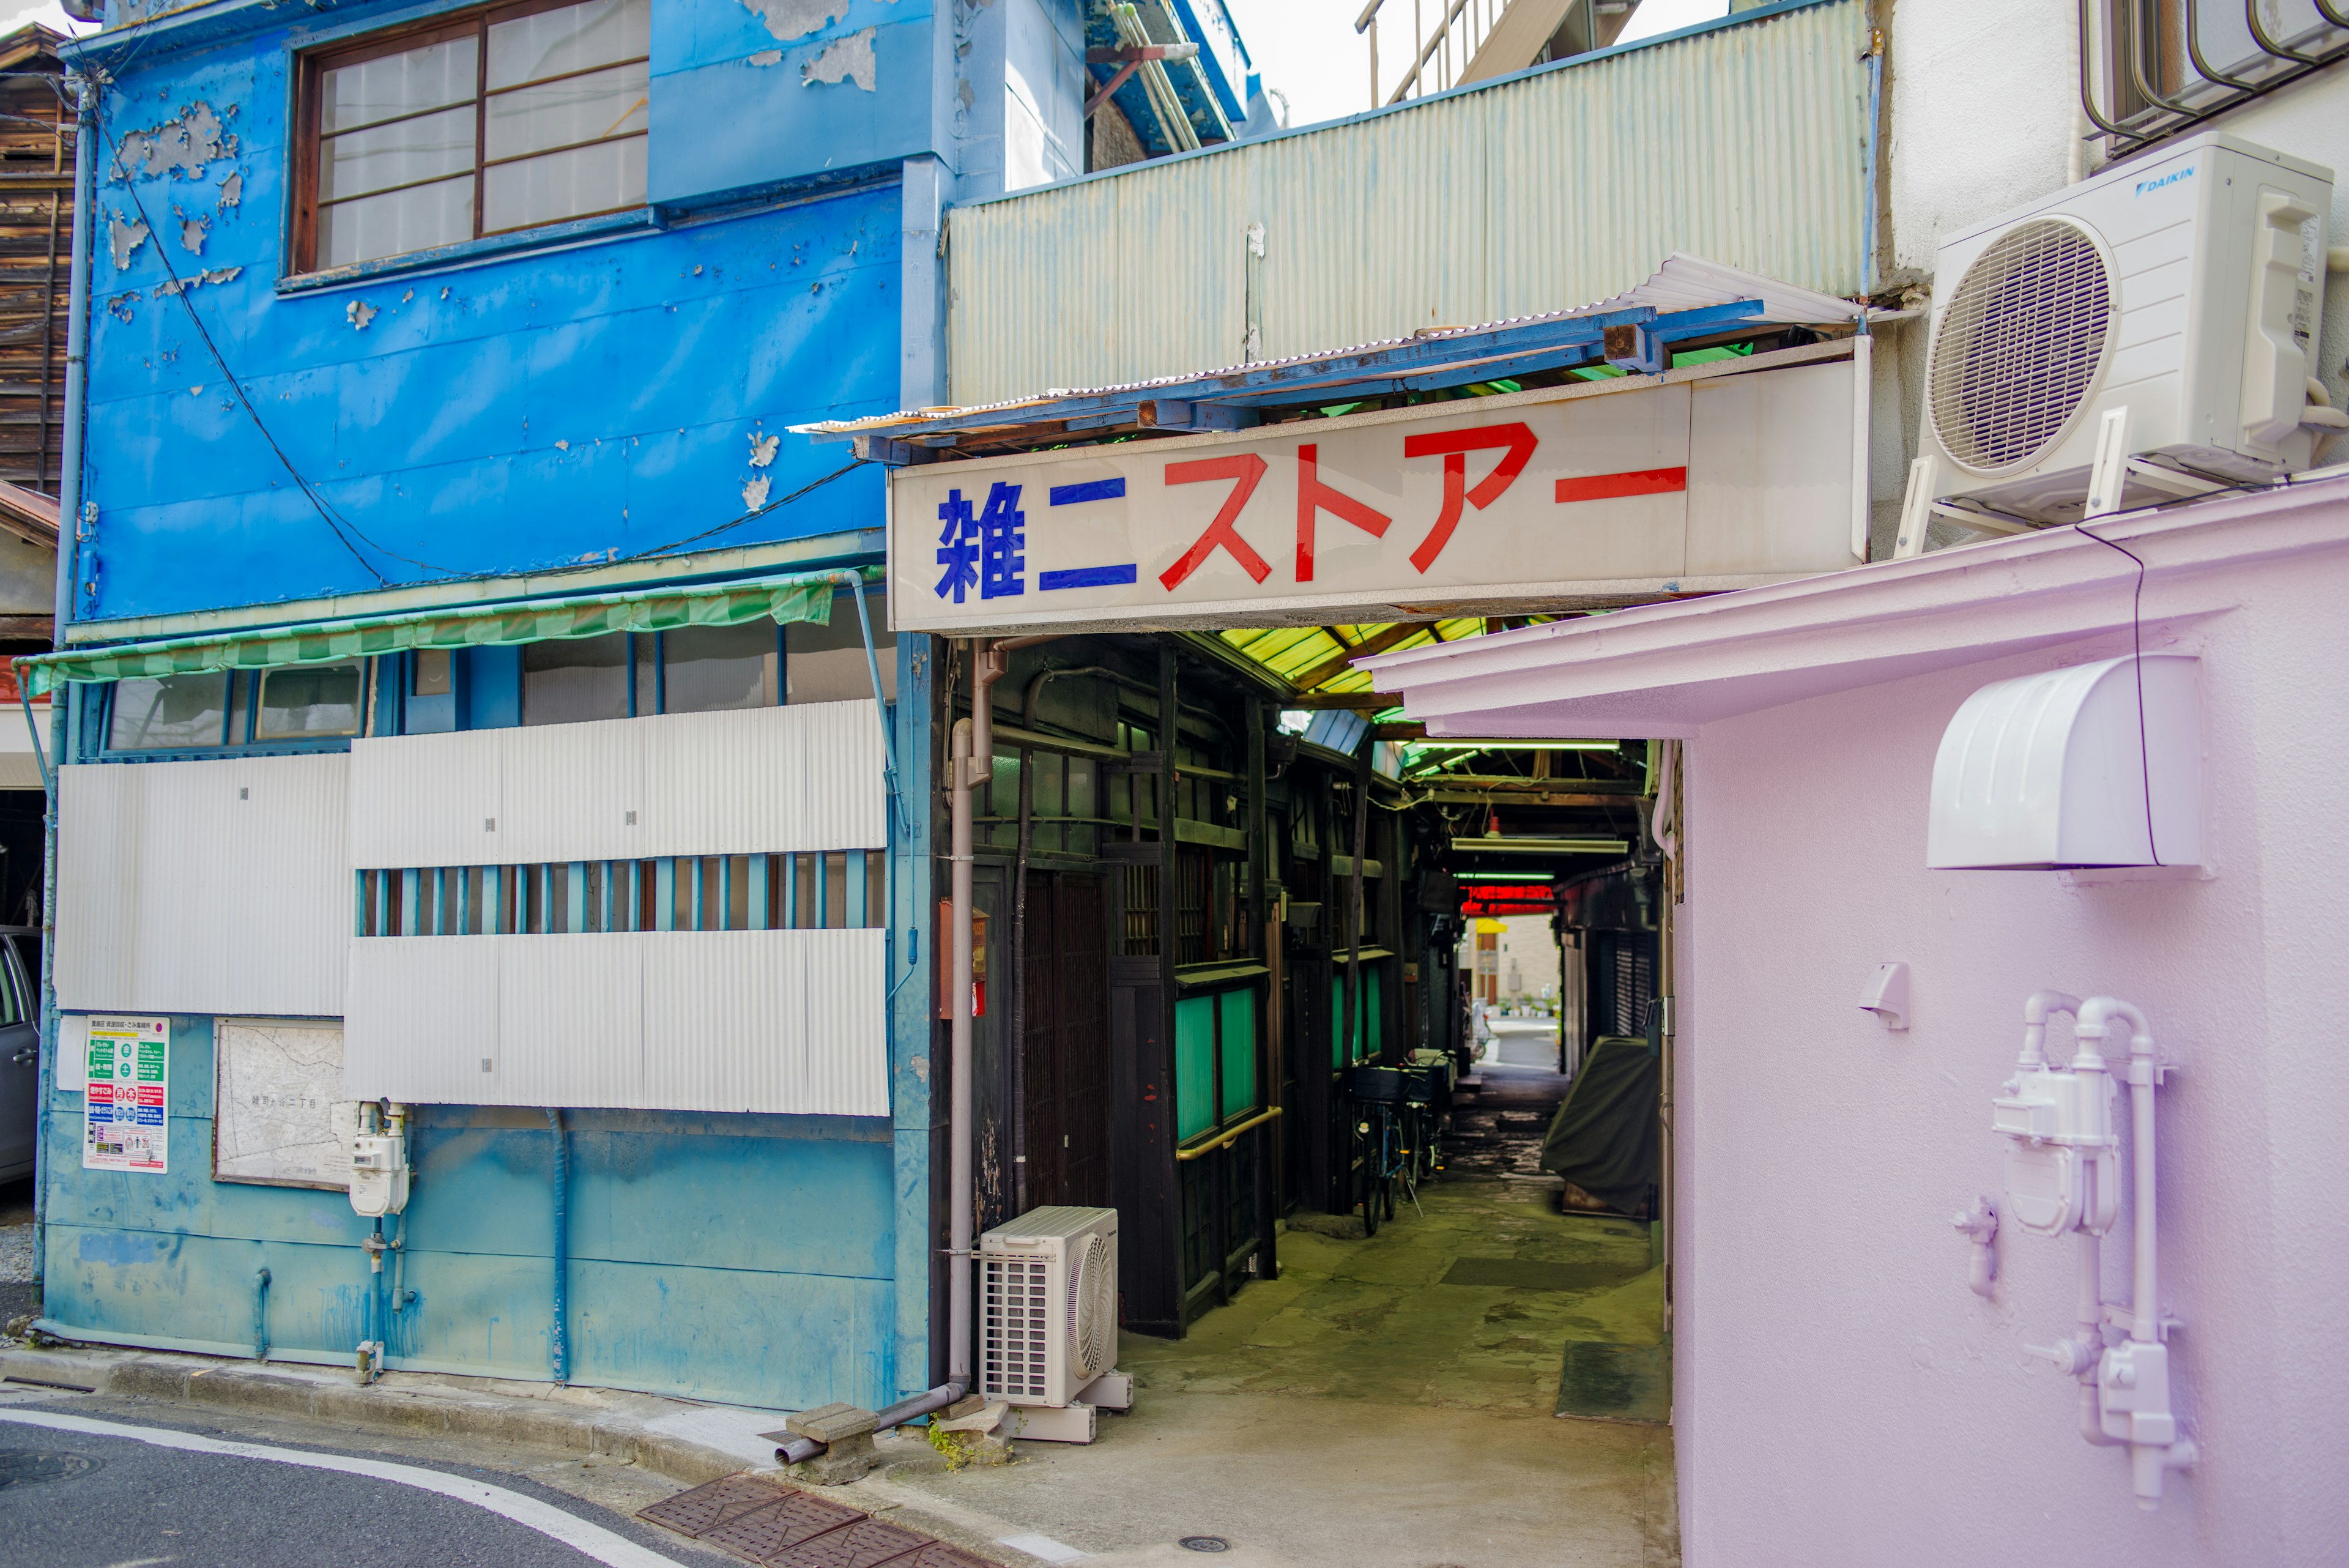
[
  {"left": 796, "top": 254, "right": 1867, "bottom": 447},
  {"left": 13, "top": 567, "right": 869, "bottom": 697}
]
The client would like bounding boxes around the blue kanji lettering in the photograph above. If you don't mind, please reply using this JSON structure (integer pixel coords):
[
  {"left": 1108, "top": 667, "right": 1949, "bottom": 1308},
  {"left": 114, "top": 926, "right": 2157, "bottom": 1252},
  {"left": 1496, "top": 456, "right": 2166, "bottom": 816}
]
[
  {"left": 978, "top": 481, "right": 1026, "bottom": 600},
  {"left": 934, "top": 488, "right": 978, "bottom": 603}
]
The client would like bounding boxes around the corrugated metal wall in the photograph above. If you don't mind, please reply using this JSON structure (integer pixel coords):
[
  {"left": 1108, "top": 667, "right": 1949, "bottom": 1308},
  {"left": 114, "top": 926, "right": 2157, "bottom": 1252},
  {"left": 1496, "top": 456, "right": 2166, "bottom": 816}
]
[
  {"left": 58, "top": 754, "right": 349, "bottom": 1016},
  {"left": 948, "top": 0, "right": 1868, "bottom": 403},
  {"left": 349, "top": 700, "right": 886, "bottom": 869},
  {"left": 344, "top": 929, "right": 888, "bottom": 1117}
]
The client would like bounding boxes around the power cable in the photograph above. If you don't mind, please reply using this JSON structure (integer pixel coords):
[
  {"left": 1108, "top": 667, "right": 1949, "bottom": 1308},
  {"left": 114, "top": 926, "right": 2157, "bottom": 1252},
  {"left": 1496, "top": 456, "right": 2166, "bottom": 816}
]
[
  {"left": 2074, "top": 519, "right": 2159, "bottom": 866},
  {"left": 100, "top": 121, "right": 411, "bottom": 584},
  {"left": 84, "top": 89, "right": 871, "bottom": 593}
]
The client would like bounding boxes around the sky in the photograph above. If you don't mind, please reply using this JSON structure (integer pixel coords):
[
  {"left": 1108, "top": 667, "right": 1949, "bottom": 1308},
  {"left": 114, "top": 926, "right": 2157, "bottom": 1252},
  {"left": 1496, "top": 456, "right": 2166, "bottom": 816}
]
[
  {"left": 0, "top": 0, "right": 91, "bottom": 38},
  {"left": 1222, "top": 0, "right": 1729, "bottom": 128},
  {"left": 0, "top": 0, "right": 1735, "bottom": 132}
]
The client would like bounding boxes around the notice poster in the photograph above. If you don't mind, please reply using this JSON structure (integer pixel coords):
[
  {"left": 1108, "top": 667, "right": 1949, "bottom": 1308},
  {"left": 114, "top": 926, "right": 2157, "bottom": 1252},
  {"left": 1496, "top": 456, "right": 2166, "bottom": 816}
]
[{"left": 84, "top": 1014, "right": 169, "bottom": 1173}]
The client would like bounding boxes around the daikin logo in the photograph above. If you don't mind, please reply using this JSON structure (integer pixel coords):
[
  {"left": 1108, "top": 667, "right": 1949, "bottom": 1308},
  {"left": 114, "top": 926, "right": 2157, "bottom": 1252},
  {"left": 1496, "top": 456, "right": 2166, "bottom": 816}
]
[{"left": 2135, "top": 167, "right": 2195, "bottom": 196}]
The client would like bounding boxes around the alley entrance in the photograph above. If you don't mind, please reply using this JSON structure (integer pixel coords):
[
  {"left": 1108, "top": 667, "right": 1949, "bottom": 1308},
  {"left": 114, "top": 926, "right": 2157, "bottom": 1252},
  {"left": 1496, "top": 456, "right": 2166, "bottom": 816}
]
[{"left": 900, "top": 1027, "right": 1675, "bottom": 1567}]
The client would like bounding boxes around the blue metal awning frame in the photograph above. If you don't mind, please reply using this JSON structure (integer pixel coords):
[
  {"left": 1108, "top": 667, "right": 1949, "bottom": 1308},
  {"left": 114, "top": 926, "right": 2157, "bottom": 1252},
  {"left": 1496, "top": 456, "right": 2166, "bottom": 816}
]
[{"left": 812, "top": 297, "right": 1783, "bottom": 455}]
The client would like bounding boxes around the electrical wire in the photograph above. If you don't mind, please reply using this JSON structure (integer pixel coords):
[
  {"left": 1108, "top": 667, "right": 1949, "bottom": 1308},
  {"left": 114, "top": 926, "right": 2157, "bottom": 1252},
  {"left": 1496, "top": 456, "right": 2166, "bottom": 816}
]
[
  {"left": 83, "top": 84, "right": 871, "bottom": 593},
  {"left": 618, "top": 461, "right": 863, "bottom": 561},
  {"left": 2075, "top": 519, "right": 2160, "bottom": 866},
  {"left": 100, "top": 122, "right": 411, "bottom": 585}
]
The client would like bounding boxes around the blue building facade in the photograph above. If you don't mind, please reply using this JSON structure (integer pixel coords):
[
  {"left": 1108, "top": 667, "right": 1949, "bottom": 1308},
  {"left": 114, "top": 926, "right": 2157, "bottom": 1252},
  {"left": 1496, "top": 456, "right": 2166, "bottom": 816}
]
[{"left": 31, "top": 0, "right": 1264, "bottom": 1410}]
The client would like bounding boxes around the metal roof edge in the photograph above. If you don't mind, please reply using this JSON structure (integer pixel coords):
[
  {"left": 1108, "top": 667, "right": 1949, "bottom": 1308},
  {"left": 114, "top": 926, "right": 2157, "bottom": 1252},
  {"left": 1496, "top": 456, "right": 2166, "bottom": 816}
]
[
  {"left": 61, "top": 528, "right": 883, "bottom": 647},
  {"left": 948, "top": 0, "right": 1852, "bottom": 213},
  {"left": 1360, "top": 474, "right": 2349, "bottom": 721}
]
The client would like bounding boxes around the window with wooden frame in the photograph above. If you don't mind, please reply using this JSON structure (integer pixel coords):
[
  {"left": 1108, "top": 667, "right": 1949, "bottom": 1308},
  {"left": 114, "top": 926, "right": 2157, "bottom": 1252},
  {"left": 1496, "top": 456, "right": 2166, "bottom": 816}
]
[{"left": 293, "top": 0, "right": 650, "bottom": 273}]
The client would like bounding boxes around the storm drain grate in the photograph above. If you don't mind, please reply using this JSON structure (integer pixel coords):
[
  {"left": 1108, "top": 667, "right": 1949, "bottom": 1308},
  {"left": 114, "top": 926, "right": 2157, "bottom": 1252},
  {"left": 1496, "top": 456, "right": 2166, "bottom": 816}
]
[
  {"left": 638, "top": 1473, "right": 798, "bottom": 1538},
  {"left": 703, "top": 1493, "right": 872, "bottom": 1562},
  {"left": 642, "top": 1470, "right": 996, "bottom": 1568},
  {"left": 773, "top": 1517, "right": 933, "bottom": 1567},
  {"left": 885, "top": 1544, "right": 1002, "bottom": 1568}
]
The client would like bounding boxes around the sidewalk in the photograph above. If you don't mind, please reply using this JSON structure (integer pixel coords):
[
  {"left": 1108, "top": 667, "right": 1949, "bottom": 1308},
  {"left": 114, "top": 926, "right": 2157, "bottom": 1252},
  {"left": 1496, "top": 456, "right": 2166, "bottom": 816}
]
[{"left": 0, "top": 1336, "right": 1061, "bottom": 1564}]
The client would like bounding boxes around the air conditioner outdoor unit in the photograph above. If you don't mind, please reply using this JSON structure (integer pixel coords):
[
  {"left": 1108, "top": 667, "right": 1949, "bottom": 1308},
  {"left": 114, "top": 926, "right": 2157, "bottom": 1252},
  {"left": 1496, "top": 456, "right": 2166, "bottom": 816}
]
[
  {"left": 1913, "top": 130, "right": 2336, "bottom": 537},
  {"left": 978, "top": 1205, "right": 1130, "bottom": 1443}
]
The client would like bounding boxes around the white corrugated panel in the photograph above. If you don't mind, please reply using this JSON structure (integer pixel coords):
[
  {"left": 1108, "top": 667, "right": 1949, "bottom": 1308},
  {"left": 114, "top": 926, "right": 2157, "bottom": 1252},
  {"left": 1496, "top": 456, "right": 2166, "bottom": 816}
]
[
  {"left": 344, "top": 937, "right": 499, "bottom": 1103},
  {"left": 349, "top": 701, "right": 883, "bottom": 867},
  {"left": 791, "top": 702, "right": 887, "bottom": 853},
  {"left": 949, "top": 0, "right": 1867, "bottom": 403},
  {"left": 344, "top": 929, "right": 885, "bottom": 1115},
  {"left": 497, "top": 934, "right": 645, "bottom": 1105},
  {"left": 497, "top": 717, "right": 644, "bottom": 864},
  {"left": 640, "top": 929, "right": 886, "bottom": 1116},
  {"left": 348, "top": 728, "right": 502, "bottom": 869},
  {"left": 639, "top": 701, "right": 884, "bottom": 856},
  {"left": 58, "top": 754, "right": 349, "bottom": 1016}
]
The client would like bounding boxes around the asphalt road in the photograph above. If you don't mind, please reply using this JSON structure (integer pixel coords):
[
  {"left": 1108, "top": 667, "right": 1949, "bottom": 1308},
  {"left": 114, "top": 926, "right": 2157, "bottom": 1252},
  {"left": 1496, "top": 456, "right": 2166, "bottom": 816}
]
[{"left": 0, "top": 1399, "right": 718, "bottom": 1568}]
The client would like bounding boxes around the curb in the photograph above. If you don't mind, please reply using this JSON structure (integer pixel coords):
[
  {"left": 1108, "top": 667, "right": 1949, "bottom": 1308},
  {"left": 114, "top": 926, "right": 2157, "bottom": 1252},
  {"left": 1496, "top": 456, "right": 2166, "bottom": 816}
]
[
  {"left": 0, "top": 1340, "right": 1048, "bottom": 1564},
  {"left": 0, "top": 1341, "right": 756, "bottom": 1488}
]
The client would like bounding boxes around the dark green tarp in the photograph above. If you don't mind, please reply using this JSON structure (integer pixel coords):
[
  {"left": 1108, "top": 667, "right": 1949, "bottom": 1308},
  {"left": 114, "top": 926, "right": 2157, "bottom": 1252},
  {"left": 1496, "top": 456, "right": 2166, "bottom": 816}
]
[{"left": 1538, "top": 1035, "right": 1659, "bottom": 1216}]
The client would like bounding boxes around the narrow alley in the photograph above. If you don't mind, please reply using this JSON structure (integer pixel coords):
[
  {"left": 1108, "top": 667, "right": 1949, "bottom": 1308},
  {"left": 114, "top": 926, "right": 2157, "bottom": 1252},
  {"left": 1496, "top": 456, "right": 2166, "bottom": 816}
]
[{"left": 894, "top": 1035, "right": 1675, "bottom": 1568}]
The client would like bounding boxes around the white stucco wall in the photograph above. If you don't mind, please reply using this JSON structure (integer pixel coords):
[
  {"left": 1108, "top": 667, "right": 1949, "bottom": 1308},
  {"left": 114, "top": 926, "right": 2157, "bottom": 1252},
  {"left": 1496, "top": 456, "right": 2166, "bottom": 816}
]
[{"left": 1673, "top": 503, "right": 2349, "bottom": 1562}]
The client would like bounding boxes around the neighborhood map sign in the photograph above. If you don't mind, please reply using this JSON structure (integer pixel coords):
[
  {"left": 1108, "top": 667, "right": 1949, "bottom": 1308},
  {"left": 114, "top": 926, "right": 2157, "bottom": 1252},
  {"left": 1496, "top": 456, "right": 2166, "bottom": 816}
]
[{"left": 888, "top": 353, "right": 1861, "bottom": 634}]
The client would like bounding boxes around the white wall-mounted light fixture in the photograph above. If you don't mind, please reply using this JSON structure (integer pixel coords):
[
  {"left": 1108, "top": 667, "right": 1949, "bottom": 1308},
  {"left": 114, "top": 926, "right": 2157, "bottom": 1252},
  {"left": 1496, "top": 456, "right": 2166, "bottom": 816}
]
[
  {"left": 1858, "top": 961, "right": 1910, "bottom": 1030},
  {"left": 1927, "top": 655, "right": 2203, "bottom": 870}
]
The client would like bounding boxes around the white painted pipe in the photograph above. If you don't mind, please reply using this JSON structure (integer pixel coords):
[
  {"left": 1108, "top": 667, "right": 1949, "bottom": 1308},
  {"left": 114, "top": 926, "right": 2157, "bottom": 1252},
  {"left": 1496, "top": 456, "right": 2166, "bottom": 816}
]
[
  {"left": 948, "top": 702, "right": 975, "bottom": 1381},
  {"left": 2019, "top": 989, "right": 2082, "bottom": 1071},
  {"left": 948, "top": 640, "right": 1020, "bottom": 1381},
  {"left": 2076, "top": 996, "right": 2197, "bottom": 1506}
]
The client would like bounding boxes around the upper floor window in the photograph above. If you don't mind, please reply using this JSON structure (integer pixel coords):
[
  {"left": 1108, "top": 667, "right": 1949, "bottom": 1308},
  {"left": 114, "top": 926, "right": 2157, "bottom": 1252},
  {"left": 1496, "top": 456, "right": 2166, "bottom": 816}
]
[
  {"left": 295, "top": 0, "right": 650, "bottom": 273},
  {"left": 107, "top": 665, "right": 365, "bottom": 752}
]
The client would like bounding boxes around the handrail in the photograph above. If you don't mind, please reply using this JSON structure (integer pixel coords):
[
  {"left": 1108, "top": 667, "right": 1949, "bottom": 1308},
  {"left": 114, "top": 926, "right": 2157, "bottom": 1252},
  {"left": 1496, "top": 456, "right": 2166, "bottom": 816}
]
[{"left": 1176, "top": 1104, "right": 1284, "bottom": 1160}]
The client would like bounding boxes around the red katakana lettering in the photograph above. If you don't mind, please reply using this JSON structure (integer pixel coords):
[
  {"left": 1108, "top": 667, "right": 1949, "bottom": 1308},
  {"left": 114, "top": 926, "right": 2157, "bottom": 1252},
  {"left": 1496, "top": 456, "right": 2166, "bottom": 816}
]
[
  {"left": 1294, "top": 444, "right": 1391, "bottom": 582},
  {"left": 1400, "top": 422, "right": 1538, "bottom": 573},
  {"left": 1160, "top": 454, "right": 1272, "bottom": 590}
]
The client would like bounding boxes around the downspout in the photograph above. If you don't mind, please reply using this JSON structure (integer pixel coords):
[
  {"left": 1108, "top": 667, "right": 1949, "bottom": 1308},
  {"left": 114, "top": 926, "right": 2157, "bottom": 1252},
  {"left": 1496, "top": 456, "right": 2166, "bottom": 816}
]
[
  {"left": 31, "top": 75, "right": 90, "bottom": 1296},
  {"left": 546, "top": 1107, "right": 568, "bottom": 1384},
  {"left": 52, "top": 71, "right": 87, "bottom": 644},
  {"left": 947, "top": 635, "right": 1052, "bottom": 1381}
]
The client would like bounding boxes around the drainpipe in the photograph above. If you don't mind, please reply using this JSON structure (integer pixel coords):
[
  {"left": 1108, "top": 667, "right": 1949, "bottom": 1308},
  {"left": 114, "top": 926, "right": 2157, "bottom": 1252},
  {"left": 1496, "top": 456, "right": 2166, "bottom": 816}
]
[
  {"left": 2073, "top": 997, "right": 2197, "bottom": 1507},
  {"left": 32, "top": 70, "right": 92, "bottom": 1301},
  {"left": 947, "top": 635, "right": 1053, "bottom": 1383},
  {"left": 52, "top": 70, "right": 88, "bottom": 643},
  {"left": 546, "top": 1107, "right": 568, "bottom": 1384}
]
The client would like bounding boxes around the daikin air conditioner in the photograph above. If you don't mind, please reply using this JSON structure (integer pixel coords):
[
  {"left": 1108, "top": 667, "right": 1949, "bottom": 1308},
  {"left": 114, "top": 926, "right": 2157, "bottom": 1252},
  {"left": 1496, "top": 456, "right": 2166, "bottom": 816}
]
[
  {"left": 978, "top": 1205, "right": 1129, "bottom": 1441},
  {"left": 1910, "top": 130, "right": 2336, "bottom": 537}
]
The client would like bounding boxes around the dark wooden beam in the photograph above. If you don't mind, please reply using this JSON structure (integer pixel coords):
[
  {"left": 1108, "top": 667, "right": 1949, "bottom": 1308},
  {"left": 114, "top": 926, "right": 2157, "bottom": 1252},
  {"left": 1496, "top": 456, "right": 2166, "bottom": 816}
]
[{"left": 1291, "top": 622, "right": 1431, "bottom": 693}]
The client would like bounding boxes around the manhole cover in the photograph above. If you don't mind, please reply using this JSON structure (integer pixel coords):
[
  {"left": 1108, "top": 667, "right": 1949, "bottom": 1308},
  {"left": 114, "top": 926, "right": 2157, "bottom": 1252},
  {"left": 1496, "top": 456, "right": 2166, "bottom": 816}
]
[
  {"left": 0, "top": 1449, "right": 97, "bottom": 1488},
  {"left": 1178, "top": 1537, "right": 1230, "bottom": 1553}
]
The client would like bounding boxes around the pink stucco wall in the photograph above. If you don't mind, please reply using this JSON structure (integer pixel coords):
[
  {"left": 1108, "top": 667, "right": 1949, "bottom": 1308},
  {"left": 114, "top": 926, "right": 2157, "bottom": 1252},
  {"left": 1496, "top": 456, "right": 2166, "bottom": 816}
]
[{"left": 1674, "top": 499, "right": 2349, "bottom": 1563}]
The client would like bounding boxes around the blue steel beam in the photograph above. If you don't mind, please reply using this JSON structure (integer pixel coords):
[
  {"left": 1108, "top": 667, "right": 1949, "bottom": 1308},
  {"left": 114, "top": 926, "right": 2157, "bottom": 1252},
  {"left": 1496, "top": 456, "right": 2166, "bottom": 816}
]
[{"left": 818, "top": 300, "right": 1772, "bottom": 444}]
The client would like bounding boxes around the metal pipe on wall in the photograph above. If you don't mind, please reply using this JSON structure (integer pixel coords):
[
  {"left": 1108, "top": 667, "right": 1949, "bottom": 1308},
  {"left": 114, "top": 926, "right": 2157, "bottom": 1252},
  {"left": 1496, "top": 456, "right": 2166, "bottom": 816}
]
[
  {"left": 546, "top": 1107, "right": 569, "bottom": 1384},
  {"left": 34, "top": 73, "right": 92, "bottom": 1288},
  {"left": 948, "top": 634, "right": 1054, "bottom": 1378}
]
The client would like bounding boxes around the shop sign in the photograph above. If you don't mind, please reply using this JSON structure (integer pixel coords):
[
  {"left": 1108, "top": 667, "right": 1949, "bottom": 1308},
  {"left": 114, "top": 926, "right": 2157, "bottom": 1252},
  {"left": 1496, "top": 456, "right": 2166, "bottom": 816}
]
[{"left": 888, "top": 355, "right": 1861, "bottom": 634}]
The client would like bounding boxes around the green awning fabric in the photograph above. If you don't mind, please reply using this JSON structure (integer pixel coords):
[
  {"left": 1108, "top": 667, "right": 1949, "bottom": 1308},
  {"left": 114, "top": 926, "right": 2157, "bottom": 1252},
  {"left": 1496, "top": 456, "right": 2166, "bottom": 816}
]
[{"left": 12, "top": 567, "right": 868, "bottom": 697}]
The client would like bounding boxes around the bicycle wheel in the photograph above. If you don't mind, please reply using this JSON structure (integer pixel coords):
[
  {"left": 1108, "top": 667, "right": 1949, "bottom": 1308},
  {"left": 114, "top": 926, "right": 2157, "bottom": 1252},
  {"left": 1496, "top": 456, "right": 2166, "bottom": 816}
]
[
  {"left": 1353, "top": 1112, "right": 1381, "bottom": 1236},
  {"left": 1377, "top": 1110, "right": 1400, "bottom": 1223}
]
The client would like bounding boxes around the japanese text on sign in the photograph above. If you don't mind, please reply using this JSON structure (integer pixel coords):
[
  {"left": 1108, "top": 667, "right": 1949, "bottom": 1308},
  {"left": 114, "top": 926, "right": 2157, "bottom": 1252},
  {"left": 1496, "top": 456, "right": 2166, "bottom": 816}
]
[
  {"left": 84, "top": 1014, "right": 169, "bottom": 1173},
  {"left": 887, "top": 360, "right": 1859, "bottom": 633}
]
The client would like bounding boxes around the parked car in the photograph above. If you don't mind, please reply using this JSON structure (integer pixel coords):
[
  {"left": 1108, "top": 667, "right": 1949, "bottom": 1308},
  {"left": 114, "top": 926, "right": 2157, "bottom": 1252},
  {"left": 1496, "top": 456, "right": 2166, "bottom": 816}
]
[{"left": 0, "top": 926, "right": 40, "bottom": 1181}]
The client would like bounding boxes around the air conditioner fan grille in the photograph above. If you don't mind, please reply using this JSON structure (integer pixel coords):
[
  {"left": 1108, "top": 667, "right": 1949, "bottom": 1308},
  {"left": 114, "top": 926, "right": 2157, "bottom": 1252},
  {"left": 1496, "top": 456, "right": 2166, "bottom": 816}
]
[{"left": 1929, "top": 218, "right": 2115, "bottom": 473}]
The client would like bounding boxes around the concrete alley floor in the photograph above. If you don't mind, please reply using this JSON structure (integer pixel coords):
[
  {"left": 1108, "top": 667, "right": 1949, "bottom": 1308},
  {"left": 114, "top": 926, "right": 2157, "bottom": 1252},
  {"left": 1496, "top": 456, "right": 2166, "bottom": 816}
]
[{"left": 899, "top": 1050, "right": 1678, "bottom": 1568}]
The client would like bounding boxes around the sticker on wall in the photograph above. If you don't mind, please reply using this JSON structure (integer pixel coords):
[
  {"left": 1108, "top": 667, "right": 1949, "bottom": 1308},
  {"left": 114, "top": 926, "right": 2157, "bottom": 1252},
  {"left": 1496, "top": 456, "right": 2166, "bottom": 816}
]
[{"left": 84, "top": 1014, "right": 169, "bottom": 1173}]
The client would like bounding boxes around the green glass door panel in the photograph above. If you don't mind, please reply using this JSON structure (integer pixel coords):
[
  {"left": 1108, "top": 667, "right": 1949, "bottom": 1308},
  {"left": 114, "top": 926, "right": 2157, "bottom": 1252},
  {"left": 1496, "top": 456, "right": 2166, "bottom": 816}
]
[
  {"left": 1219, "top": 987, "right": 1256, "bottom": 1117},
  {"left": 1175, "top": 994, "right": 1216, "bottom": 1140}
]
